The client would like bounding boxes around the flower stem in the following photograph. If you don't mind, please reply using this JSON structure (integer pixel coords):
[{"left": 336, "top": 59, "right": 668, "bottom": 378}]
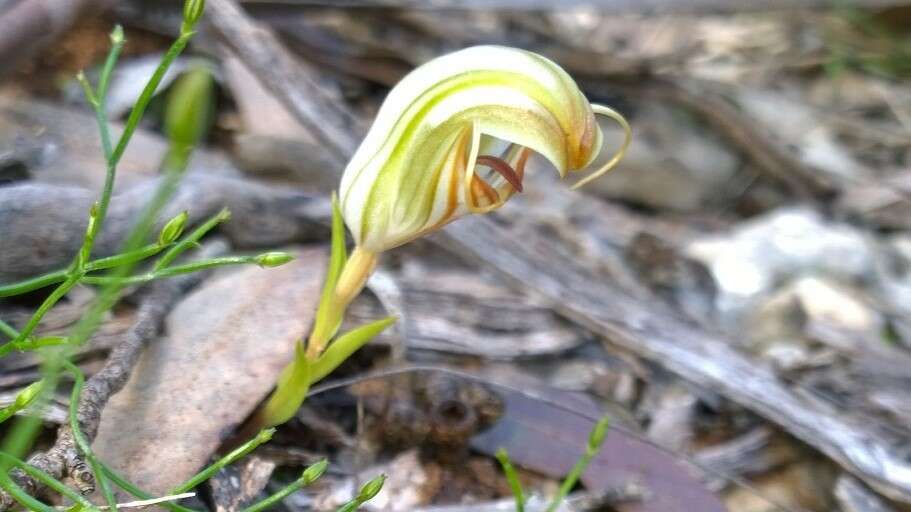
[{"left": 306, "top": 246, "right": 377, "bottom": 360}]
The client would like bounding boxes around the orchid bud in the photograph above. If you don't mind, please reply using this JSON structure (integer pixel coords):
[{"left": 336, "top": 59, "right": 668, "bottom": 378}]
[
  {"left": 158, "top": 211, "right": 188, "bottom": 246},
  {"left": 339, "top": 45, "right": 630, "bottom": 254},
  {"left": 255, "top": 252, "right": 295, "bottom": 268}
]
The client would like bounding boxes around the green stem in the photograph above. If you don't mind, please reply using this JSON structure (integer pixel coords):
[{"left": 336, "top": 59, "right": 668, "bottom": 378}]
[
  {"left": 154, "top": 209, "right": 229, "bottom": 271},
  {"left": 86, "top": 244, "right": 168, "bottom": 272},
  {"left": 64, "top": 362, "right": 117, "bottom": 511},
  {"left": 240, "top": 478, "right": 305, "bottom": 512},
  {"left": 87, "top": 25, "right": 124, "bottom": 163},
  {"left": 84, "top": 30, "right": 190, "bottom": 268},
  {"left": 8, "top": 274, "right": 81, "bottom": 345},
  {"left": 100, "top": 464, "right": 198, "bottom": 512},
  {"left": 96, "top": 26, "right": 125, "bottom": 116},
  {"left": 544, "top": 416, "right": 609, "bottom": 512},
  {"left": 0, "top": 271, "right": 67, "bottom": 299},
  {"left": 0, "top": 337, "right": 69, "bottom": 359},
  {"left": 0, "top": 468, "right": 54, "bottom": 512},
  {"left": 496, "top": 449, "right": 525, "bottom": 512},
  {"left": 110, "top": 32, "right": 192, "bottom": 168},
  {"left": 0, "top": 381, "right": 42, "bottom": 424},
  {"left": 170, "top": 428, "right": 275, "bottom": 495},
  {"left": 82, "top": 256, "right": 263, "bottom": 286},
  {"left": 0, "top": 244, "right": 165, "bottom": 298},
  {"left": 0, "top": 320, "right": 18, "bottom": 340}
]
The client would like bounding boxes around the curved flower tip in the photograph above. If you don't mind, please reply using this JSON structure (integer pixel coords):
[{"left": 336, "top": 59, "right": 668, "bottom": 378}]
[{"left": 340, "top": 45, "right": 631, "bottom": 253}]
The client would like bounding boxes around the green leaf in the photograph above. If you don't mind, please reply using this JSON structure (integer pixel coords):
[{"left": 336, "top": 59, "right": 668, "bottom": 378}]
[
  {"left": 309, "top": 316, "right": 396, "bottom": 386},
  {"left": 254, "top": 252, "right": 295, "bottom": 268},
  {"left": 496, "top": 448, "right": 525, "bottom": 512},
  {"left": 357, "top": 474, "right": 386, "bottom": 502},
  {"left": 258, "top": 344, "right": 311, "bottom": 428},
  {"left": 0, "top": 381, "right": 43, "bottom": 424},
  {"left": 302, "top": 459, "right": 329, "bottom": 484},
  {"left": 312, "top": 193, "right": 350, "bottom": 344},
  {"left": 158, "top": 211, "right": 189, "bottom": 246}
]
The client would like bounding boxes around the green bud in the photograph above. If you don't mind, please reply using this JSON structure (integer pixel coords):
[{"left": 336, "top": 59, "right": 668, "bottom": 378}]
[
  {"left": 255, "top": 427, "right": 276, "bottom": 443},
  {"left": 13, "top": 380, "right": 42, "bottom": 409},
  {"left": 164, "top": 64, "right": 215, "bottom": 152},
  {"left": 158, "top": 211, "right": 189, "bottom": 246},
  {"left": 110, "top": 25, "right": 125, "bottom": 45},
  {"left": 183, "top": 0, "right": 206, "bottom": 28},
  {"left": 302, "top": 459, "right": 328, "bottom": 485},
  {"left": 255, "top": 252, "right": 295, "bottom": 268},
  {"left": 587, "top": 415, "right": 610, "bottom": 451},
  {"left": 357, "top": 474, "right": 386, "bottom": 503}
]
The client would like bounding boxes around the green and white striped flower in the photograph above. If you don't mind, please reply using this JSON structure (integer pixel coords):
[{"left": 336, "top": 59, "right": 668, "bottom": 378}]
[{"left": 340, "top": 45, "right": 630, "bottom": 254}]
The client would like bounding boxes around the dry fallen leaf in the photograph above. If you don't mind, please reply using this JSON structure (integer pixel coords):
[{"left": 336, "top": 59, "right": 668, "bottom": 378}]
[
  {"left": 471, "top": 390, "right": 727, "bottom": 512},
  {"left": 93, "top": 247, "right": 327, "bottom": 496}
]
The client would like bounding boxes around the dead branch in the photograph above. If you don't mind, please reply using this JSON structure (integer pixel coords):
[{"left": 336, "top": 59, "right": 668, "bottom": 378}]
[
  {"left": 0, "top": 243, "right": 224, "bottom": 510},
  {"left": 205, "top": 0, "right": 361, "bottom": 161}
]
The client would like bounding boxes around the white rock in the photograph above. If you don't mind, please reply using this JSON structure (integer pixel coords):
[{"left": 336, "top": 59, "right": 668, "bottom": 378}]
[
  {"left": 686, "top": 207, "right": 875, "bottom": 321},
  {"left": 749, "top": 276, "right": 882, "bottom": 350}
]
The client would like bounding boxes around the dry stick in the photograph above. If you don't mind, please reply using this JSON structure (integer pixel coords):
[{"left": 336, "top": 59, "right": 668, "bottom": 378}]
[
  {"left": 0, "top": 250, "right": 221, "bottom": 511},
  {"left": 206, "top": 0, "right": 360, "bottom": 161},
  {"left": 204, "top": 0, "right": 911, "bottom": 503}
]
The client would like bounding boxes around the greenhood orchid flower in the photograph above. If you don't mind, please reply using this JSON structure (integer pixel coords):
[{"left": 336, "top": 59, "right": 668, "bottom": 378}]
[
  {"left": 340, "top": 45, "right": 631, "bottom": 255},
  {"left": 257, "top": 46, "right": 630, "bottom": 431}
]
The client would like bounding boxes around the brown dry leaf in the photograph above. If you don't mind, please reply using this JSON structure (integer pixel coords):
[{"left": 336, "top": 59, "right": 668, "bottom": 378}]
[
  {"left": 93, "top": 247, "right": 327, "bottom": 496},
  {"left": 471, "top": 391, "right": 726, "bottom": 512}
]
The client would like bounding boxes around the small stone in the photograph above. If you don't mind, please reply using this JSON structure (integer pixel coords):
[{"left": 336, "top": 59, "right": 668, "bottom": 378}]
[{"left": 686, "top": 207, "right": 875, "bottom": 323}]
